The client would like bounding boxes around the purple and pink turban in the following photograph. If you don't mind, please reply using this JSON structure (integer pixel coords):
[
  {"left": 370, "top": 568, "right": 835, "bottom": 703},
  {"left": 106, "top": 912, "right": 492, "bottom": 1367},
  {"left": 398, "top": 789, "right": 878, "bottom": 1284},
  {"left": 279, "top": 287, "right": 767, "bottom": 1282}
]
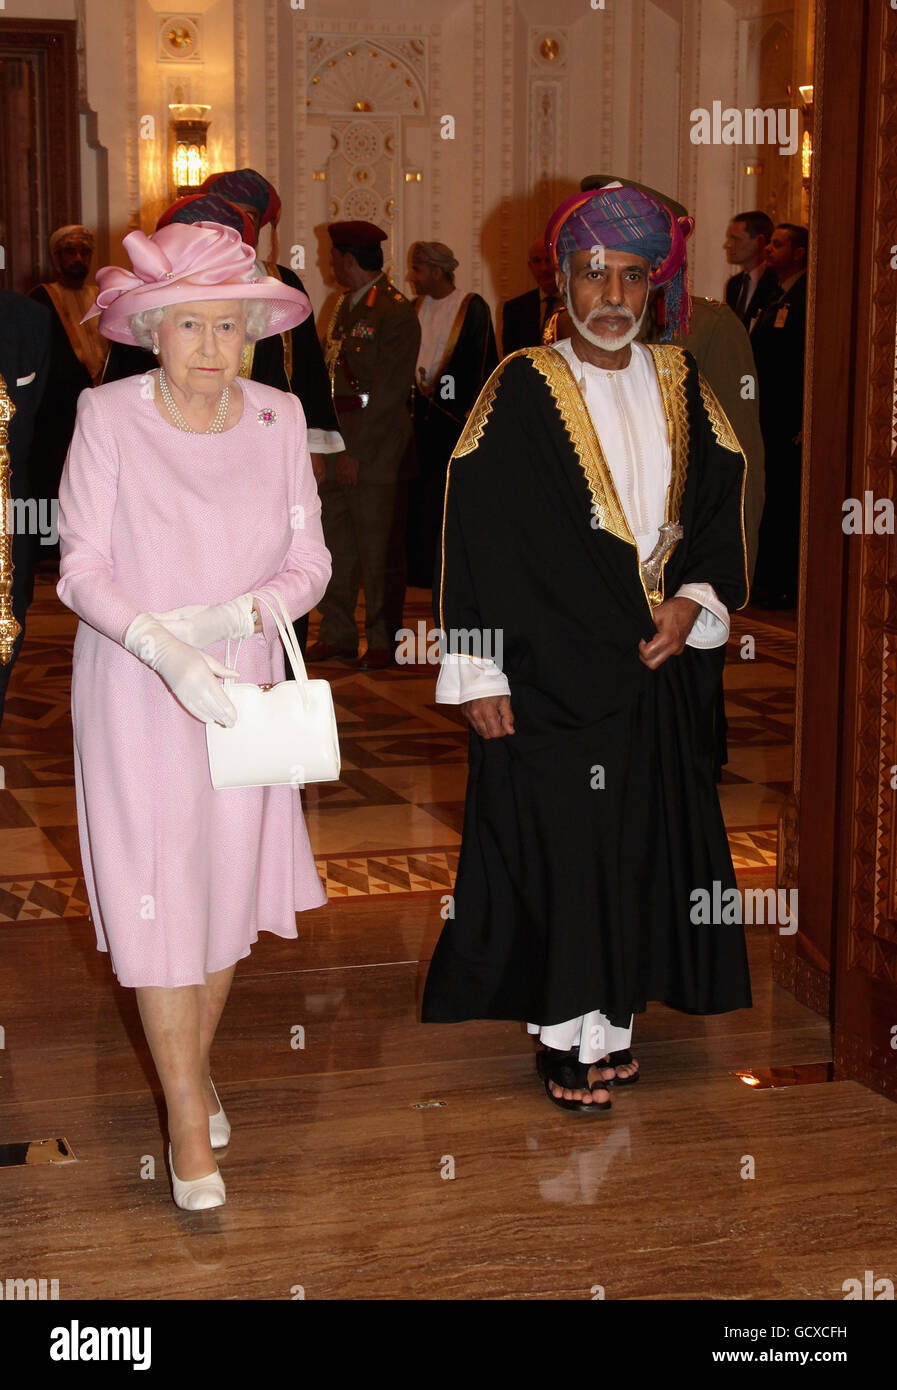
[
  {"left": 156, "top": 193, "right": 256, "bottom": 245},
  {"left": 545, "top": 186, "right": 695, "bottom": 338},
  {"left": 201, "top": 169, "right": 282, "bottom": 228}
]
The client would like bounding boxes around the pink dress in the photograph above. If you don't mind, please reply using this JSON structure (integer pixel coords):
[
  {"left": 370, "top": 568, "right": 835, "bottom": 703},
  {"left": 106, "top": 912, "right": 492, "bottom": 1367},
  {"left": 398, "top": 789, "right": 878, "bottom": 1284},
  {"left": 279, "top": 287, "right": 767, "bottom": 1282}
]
[{"left": 56, "top": 374, "right": 332, "bottom": 988}]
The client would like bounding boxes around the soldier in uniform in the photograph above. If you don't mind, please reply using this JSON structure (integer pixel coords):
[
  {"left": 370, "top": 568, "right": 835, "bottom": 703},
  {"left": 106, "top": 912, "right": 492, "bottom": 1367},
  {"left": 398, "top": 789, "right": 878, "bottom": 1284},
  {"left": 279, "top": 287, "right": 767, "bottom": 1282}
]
[{"left": 306, "top": 221, "right": 420, "bottom": 670}]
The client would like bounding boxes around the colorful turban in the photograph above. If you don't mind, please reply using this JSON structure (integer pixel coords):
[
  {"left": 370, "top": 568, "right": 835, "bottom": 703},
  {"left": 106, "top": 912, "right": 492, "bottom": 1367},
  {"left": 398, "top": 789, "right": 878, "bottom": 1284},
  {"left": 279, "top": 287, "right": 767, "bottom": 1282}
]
[
  {"left": 546, "top": 186, "right": 695, "bottom": 338},
  {"left": 156, "top": 193, "right": 255, "bottom": 246},
  {"left": 201, "top": 169, "right": 282, "bottom": 228}
]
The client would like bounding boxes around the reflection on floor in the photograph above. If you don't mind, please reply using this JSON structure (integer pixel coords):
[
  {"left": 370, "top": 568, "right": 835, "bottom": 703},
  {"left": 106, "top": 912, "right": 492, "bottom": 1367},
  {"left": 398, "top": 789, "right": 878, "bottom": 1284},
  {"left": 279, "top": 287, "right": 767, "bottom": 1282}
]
[{"left": 1, "top": 576, "right": 896, "bottom": 1300}]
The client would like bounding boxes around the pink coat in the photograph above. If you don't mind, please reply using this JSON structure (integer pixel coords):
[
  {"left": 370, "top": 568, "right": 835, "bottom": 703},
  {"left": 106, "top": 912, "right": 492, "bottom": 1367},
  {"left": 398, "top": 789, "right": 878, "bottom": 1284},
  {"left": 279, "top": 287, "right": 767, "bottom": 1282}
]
[{"left": 57, "top": 374, "right": 331, "bottom": 987}]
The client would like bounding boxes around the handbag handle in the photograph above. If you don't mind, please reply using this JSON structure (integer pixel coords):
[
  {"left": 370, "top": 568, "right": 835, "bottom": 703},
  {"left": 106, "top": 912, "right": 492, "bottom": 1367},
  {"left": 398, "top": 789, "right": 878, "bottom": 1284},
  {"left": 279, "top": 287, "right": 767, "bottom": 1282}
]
[{"left": 224, "top": 589, "right": 312, "bottom": 693}]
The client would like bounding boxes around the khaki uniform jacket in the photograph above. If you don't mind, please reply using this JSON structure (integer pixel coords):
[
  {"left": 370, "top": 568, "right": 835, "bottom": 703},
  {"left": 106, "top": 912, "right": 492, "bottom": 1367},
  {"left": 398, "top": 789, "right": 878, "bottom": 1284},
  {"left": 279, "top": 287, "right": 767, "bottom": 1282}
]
[
  {"left": 672, "top": 297, "right": 765, "bottom": 583},
  {"left": 325, "top": 274, "right": 421, "bottom": 485}
]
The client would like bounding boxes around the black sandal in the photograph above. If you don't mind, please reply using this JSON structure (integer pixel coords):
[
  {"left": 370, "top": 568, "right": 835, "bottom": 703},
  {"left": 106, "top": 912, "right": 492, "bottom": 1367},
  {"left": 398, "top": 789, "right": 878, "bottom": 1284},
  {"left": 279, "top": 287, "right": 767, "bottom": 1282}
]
[
  {"left": 537, "top": 1049, "right": 613, "bottom": 1114},
  {"left": 602, "top": 1048, "right": 640, "bottom": 1086}
]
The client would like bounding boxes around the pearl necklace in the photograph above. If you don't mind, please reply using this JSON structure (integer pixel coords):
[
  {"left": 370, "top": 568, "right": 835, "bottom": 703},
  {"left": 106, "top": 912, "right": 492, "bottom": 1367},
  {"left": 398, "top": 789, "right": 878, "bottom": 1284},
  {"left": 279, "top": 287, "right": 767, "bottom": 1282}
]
[{"left": 158, "top": 366, "right": 229, "bottom": 434}]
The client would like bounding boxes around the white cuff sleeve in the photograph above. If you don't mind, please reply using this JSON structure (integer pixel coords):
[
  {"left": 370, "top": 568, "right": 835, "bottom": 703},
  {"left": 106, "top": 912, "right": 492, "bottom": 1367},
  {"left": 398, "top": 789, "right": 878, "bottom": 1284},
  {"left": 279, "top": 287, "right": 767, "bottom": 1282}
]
[
  {"left": 307, "top": 428, "right": 346, "bottom": 454},
  {"left": 676, "top": 582, "right": 730, "bottom": 649},
  {"left": 435, "top": 652, "right": 512, "bottom": 705}
]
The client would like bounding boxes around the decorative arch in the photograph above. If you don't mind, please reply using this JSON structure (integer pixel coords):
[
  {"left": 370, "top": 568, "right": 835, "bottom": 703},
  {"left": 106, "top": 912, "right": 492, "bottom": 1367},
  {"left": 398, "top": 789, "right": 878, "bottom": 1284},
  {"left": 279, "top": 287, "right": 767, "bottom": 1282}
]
[
  {"left": 306, "top": 34, "right": 429, "bottom": 277},
  {"left": 307, "top": 38, "right": 427, "bottom": 117}
]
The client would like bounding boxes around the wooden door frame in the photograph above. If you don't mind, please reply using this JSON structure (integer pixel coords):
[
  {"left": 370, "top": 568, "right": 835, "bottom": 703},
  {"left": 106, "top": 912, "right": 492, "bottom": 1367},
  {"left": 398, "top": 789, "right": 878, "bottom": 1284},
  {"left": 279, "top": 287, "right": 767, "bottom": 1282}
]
[
  {"left": 777, "top": 0, "right": 897, "bottom": 1102},
  {"left": 772, "top": 0, "right": 863, "bottom": 1015},
  {"left": 0, "top": 18, "right": 80, "bottom": 293},
  {"left": 830, "top": 0, "right": 897, "bottom": 1099}
]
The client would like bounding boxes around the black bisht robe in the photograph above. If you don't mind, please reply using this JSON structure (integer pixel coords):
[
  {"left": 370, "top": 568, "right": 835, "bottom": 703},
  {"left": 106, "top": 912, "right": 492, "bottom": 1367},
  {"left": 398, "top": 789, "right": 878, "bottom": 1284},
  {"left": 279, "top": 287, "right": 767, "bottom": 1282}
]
[
  {"left": 421, "top": 344, "right": 752, "bottom": 1028},
  {"left": 407, "top": 293, "right": 498, "bottom": 587}
]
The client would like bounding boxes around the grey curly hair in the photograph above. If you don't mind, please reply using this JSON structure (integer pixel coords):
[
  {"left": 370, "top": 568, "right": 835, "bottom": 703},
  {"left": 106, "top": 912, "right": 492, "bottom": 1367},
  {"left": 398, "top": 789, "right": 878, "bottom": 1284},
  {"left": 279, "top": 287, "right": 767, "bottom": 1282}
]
[{"left": 129, "top": 299, "right": 272, "bottom": 350}]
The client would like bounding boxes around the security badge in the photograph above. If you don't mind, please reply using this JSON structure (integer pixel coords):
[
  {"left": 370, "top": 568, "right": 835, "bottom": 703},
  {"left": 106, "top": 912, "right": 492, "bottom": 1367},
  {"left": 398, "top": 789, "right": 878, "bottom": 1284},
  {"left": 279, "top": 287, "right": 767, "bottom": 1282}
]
[{"left": 774, "top": 305, "right": 790, "bottom": 327}]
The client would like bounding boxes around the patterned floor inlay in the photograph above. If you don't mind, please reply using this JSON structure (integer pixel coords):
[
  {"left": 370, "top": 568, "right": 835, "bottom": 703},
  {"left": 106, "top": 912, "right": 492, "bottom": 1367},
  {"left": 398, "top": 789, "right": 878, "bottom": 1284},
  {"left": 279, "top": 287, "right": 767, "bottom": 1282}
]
[
  {"left": 0, "top": 876, "right": 90, "bottom": 921},
  {"left": 0, "top": 577, "right": 796, "bottom": 912},
  {"left": 729, "top": 827, "right": 778, "bottom": 871},
  {"left": 315, "top": 850, "right": 459, "bottom": 898}
]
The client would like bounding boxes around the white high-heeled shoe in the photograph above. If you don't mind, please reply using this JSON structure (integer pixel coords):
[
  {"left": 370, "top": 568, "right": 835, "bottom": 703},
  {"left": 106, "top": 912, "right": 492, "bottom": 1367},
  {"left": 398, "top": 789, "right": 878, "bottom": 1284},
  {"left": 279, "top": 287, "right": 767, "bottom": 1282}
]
[
  {"left": 208, "top": 1078, "right": 231, "bottom": 1149},
  {"left": 168, "top": 1144, "right": 226, "bottom": 1211}
]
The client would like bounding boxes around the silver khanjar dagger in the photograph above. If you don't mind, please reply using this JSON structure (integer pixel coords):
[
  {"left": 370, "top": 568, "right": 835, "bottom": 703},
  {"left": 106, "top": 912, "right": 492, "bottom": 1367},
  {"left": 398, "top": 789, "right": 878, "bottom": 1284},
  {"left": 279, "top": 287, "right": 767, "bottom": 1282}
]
[{"left": 640, "top": 521, "right": 683, "bottom": 606}]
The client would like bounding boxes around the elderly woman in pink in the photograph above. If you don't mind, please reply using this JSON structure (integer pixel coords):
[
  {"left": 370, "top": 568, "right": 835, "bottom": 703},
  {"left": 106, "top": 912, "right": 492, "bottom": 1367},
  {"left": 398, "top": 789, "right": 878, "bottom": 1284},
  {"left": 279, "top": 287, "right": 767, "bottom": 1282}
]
[{"left": 57, "top": 222, "right": 331, "bottom": 1211}]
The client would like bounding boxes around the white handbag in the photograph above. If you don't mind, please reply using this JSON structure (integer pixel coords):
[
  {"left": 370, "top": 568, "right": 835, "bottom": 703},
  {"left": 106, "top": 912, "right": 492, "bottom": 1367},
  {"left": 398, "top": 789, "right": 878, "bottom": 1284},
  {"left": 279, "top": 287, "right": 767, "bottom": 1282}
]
[{"left": 205, "top": 590, "right": 341, "bottom": 790}]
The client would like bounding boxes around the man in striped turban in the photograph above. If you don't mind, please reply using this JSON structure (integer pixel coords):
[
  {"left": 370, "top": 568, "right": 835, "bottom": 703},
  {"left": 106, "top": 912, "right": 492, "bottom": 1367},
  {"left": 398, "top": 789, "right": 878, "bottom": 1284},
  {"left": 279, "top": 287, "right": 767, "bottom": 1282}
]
[{"left": 422, "top": 187, "right": 752, "bottom": 1113}]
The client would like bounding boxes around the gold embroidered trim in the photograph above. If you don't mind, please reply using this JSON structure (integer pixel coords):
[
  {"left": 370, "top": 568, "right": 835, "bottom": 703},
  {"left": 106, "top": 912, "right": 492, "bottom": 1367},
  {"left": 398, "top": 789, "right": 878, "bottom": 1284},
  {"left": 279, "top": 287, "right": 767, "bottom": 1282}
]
[
  {"left": 649, "top": 344, "right": 690, "bottom": 519},
  {"left": 522, "top": 346, "right": 635, "bottom": 547},
  {"left": 440, "top": 346, "right": 705, "bottom": 628},
  {"left": 323, "top": 291, "right": 349, "bottom": 397},
  {"left": 646, "top": 344, "right": 690, "bottom": 603},
  {"left": 439, "top": 354, "right": 518, "bottom": 631},
  {"left": 238, "top": 341, "right": 256, "bottom": 379},
  {"left": 451, "top": 352, "right": 509, "bottom": 457},
  {"left": 697, "top": 376, "right": 751, "bottom": 610},
  {"left": 264, "top": 260, "right": 293, "bottom": 385},
  {"left": 699, "top": 374, "right": 742, "bottom": 453}
]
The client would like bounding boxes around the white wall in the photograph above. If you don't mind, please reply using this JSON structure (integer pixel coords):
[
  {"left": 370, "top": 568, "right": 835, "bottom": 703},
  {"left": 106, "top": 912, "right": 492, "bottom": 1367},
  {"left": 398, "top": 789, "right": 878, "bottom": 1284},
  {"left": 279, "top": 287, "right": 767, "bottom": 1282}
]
[{"left": 6, "top": 0, "right": 803, "bottom": 315}]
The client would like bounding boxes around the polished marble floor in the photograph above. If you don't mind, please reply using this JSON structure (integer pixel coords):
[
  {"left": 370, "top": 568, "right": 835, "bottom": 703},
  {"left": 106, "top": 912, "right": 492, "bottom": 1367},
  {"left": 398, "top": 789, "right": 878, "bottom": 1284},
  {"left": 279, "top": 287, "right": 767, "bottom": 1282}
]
[{"left": 2, "top": 575, "right": 896, "bottom": 1300}]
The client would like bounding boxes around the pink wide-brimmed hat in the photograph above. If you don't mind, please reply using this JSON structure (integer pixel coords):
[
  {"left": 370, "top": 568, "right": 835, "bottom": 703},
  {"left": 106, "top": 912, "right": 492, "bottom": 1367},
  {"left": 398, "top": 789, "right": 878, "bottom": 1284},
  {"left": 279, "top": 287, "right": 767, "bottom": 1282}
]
[{"left": 81, "top": 221, "right": 311, "bottom": 346}]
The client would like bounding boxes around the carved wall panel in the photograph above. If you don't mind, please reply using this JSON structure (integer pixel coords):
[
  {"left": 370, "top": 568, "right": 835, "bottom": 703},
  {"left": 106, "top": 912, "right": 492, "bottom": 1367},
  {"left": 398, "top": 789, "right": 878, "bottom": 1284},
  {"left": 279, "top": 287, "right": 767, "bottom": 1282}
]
[
  {"left": 325, "top": 119, "right": 399, "bottom": 272},
  {"left": 528, "top": 28, "right": 568, "bottom": 239},
  {"left": 306, "top": 34, "right": 429, "bottom": 286}
]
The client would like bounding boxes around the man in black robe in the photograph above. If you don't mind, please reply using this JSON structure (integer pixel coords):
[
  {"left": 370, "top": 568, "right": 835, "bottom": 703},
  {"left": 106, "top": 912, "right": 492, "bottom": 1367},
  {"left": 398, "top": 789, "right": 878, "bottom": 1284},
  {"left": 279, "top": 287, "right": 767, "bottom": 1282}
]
[
  {"left": 28, "top": 225, "right": 106, "bottom": 561},
  {"left": 422, "top": 187, "right": 752, "bottom": 1111},
  {"left": 406, "top": 241, "right": 498, "bottom": 587},
  {"left": 0, "top": 292, "right": 51, "bottom": 723}
]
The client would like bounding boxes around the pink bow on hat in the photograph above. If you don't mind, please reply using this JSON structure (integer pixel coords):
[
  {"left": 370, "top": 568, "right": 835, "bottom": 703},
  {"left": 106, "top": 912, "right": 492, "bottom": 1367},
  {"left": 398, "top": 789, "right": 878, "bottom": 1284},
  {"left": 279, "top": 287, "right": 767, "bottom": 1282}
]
[
  {"left": 92, "top": 222, "right": 258, "bottom": 314},
  {"left": 80, "top": 220, "right": 312, "bottom": 346}
]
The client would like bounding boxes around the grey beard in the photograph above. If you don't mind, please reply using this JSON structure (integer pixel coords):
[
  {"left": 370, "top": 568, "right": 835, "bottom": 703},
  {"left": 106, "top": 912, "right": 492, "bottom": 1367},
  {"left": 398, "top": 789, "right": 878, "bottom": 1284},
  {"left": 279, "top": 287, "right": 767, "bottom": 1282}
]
[{"left": 565, "top": 288, "right": 649, "bottom": 352}]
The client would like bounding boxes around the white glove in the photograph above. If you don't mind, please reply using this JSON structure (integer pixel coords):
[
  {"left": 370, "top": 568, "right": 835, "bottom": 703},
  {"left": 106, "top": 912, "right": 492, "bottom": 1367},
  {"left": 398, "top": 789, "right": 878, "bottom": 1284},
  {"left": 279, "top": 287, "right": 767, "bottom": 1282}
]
[
  {"left": 148, "top": 594, "right": 256, "bottom": 649},
  {"left": 123, "top": 613, "right": 240, "bottom": 726}
]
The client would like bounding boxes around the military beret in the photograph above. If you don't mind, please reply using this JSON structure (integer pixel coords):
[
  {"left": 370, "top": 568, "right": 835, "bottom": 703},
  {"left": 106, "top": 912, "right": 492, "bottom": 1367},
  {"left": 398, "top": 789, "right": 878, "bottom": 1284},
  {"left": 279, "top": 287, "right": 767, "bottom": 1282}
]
[{"left": 328, "top": 220, "right": 388, "bottom": 248}]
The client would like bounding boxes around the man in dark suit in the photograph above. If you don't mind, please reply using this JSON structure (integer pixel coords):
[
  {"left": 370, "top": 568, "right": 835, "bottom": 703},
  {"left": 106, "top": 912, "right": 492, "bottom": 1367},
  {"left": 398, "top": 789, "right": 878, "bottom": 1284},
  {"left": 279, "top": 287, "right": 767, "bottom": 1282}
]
[
  {"left": 750, "top": 223, "right": 808, "bottom": 609},
  {"left": 0, "top": 292, "right": 51, "bottom": 724},
  {"left": 500, "top": 237, "right": 562, "bottom": 356},
  {"left": 723, "top": 211, "right": 780, "bottom": 335}
]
